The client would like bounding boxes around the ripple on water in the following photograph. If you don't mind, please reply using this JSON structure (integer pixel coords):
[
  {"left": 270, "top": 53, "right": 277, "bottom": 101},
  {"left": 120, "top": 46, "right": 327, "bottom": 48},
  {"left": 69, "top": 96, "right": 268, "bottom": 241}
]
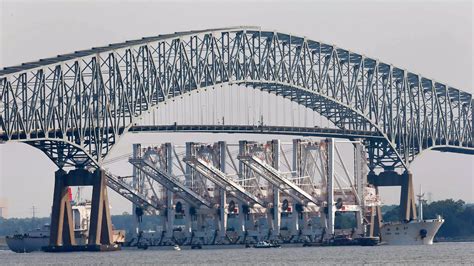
[{"left": 0, "top": 242, "right": 473, "bottom": 265}]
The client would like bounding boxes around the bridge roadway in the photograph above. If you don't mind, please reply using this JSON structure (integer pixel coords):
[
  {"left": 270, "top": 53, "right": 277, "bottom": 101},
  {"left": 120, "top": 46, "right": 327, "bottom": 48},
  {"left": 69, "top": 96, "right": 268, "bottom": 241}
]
[
  {"left": 129, "top": 124, "right": 383, "bottom": 139},
  {"left": 0, "top": 124, "right": 380, "bottom": 140},
  {"left": 129, "top": 124, "right": 474, "bottom": 155},
  {"left": 2, "top": 124, "right": 472, "bottom": 155}
]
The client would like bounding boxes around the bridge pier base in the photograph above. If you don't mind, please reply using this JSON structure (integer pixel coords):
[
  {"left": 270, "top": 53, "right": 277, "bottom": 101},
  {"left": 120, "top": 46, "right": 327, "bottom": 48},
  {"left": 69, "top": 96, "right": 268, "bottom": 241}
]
[
  {"left": 44, "top": 168, "right": 119, "bottom": 252},
  {"left": 48, "top": 169, "right": 76, "bottom": 248},
  {"left": 367, "top": 170, "right": 417, "bottom": 236}
]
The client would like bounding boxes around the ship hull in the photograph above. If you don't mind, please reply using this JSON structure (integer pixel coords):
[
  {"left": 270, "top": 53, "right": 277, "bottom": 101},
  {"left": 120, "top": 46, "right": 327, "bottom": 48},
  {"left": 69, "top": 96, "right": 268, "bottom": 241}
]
[
  {"left": 6, "top": 232, "right": 123, "bottom": 253},
  {"left": 5, "top": 236, "right": 49, "bottom": 253},
  {"left": 380, "top": 218, "right": 444, "bottom": 245}
]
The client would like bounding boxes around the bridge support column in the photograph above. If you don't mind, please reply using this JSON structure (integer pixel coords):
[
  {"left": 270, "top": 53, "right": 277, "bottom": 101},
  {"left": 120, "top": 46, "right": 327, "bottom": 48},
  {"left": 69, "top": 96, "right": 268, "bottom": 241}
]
[
  {"left": 49, "top": 169, "right": 76, "bottom": 247},
  {"left": 367, "top": 170, "right": 417, "bottom": 236},
  {"left": 400, "top": 171, "right": 417, "bottom": 221},
  {"left": 88, "top": 169, "right": 114, "bottom": 247},
  {"left": 46, "top": 168, "right": 118, "bottom": 252}
]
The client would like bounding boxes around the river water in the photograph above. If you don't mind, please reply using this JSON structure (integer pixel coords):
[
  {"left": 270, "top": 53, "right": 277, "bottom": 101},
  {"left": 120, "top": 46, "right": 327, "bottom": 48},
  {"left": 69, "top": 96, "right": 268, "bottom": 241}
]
[{"left": 0, "top": 242, "right": 473, "bottom": 265}]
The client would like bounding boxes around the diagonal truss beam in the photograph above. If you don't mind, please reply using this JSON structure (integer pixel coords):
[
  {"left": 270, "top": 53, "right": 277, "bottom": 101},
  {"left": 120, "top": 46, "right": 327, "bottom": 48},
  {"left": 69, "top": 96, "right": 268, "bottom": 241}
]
[{"left": 0, "top": 27, "right": 472, "bottom": 170}]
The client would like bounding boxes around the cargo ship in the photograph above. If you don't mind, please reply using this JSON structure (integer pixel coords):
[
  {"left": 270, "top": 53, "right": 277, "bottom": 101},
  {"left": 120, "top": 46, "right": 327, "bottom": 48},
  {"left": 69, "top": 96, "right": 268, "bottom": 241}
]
[
  {"left": 380, "top": 186, "right": 444, "bottom": 245},
  {"left": 6, "top": 202, "right": 90, "bottom": 253},
  {"left": 6, "top": 190, "right": 125, "bottom": 253}
]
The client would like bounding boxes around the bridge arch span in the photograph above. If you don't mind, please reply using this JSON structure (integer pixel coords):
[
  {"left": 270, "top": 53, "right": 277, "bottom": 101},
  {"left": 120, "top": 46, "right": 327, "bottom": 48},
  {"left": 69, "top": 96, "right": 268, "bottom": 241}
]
[{"left": 0, "top": 27, "right": 472, "bottom": 169}]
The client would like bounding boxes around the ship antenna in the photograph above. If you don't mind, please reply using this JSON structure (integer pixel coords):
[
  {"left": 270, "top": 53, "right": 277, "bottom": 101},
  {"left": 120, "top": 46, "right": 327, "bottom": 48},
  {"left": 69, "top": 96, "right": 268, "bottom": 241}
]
[
  {"left": 31, "top": 205, "right": 36, "bottom": 220},
  {"left": 416, "top": 185, "right": 425, "bottom": 221}
]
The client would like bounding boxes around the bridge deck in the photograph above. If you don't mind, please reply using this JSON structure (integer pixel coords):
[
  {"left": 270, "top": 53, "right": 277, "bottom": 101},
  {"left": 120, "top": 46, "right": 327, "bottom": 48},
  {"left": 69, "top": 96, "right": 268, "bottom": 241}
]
[{"left": 130, "top": 124, "right": 384, "bottom": 139}]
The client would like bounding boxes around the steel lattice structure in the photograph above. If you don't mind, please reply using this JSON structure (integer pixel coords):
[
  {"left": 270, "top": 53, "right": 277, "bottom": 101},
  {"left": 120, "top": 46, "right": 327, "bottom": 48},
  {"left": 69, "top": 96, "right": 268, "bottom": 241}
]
[{"left": 0, "top": 26, "right": 472, "bottom": 170}]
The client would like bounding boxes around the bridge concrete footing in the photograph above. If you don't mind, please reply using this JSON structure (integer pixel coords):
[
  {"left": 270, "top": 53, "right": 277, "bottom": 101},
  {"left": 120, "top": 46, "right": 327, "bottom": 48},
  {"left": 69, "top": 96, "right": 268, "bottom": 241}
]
[
  {"left": 368, "top": 170, "right": 417, "bottom": 232},
  {"left": 46, "top": 168, "right": 119, "bottom": 252},
  {"left": 49, "top": 169, "right": 76, "bottom": 247}
]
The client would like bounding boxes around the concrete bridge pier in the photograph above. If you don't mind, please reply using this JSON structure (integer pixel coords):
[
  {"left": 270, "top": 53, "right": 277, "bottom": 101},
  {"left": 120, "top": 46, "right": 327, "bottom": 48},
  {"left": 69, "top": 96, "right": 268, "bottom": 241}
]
[
  {"left": 45, "top": 168, "right": 118, "bottom": 252},
  {"left": 367, "top": 170, "right": 417, "bottom": 236},
  {"left": 48, "top": 169, "right": 76, "bottom": 249}
]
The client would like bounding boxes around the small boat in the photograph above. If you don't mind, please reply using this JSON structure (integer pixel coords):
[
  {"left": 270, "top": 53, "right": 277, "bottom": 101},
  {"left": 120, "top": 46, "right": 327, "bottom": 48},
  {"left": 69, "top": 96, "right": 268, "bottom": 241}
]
[
  {"left": 253, "top": 241, "right": 281, "bottom": 248},
  {"left": 355, "top": 236, "right": 380, "bottom": 246},
  {"left": 173, "top": 245, "right": 181, "bottom": 251},
  {"left": 326, "top": 234, "right": 357, "bottom": 246}
]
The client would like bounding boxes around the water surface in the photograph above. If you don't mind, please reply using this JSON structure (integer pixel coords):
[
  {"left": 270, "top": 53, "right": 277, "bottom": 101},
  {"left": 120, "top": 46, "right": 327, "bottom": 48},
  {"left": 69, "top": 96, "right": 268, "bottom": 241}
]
[{"left": 1, "top": 242, "right": 473, "bottom": 265}]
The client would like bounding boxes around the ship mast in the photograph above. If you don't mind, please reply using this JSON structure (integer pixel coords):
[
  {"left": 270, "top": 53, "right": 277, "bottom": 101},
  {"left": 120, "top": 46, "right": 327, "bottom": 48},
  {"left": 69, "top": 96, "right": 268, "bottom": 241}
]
[{"left": 416, "top": 185, "right": 425, "bottom": 221}]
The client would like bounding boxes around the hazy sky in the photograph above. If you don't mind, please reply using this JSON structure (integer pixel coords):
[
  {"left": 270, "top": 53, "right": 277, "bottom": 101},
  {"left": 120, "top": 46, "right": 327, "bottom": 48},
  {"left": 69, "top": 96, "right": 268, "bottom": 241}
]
[{"left": 0, "top": 0, "right": 472, "bottom": 218}]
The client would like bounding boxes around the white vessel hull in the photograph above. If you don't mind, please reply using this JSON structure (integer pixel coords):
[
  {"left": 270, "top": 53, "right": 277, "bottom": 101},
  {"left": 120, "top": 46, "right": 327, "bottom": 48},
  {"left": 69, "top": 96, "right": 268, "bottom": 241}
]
[{"left": 380, "top": 218, "right": 444, "bottom": 245}]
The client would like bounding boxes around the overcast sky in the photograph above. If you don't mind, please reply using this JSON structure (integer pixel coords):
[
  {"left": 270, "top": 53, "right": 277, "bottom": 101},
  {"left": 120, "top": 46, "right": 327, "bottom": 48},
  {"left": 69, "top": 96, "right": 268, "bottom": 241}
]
[{"left": 0, "top": 0, "right": 473, "bottom": 218}]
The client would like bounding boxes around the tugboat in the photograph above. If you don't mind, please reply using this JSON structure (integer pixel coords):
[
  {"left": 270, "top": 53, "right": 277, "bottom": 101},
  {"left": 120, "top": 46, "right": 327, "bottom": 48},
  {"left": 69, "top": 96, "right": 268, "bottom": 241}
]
[
  {"left": 326, "top": 234, "right": 357, "bottom": 246},
  {"left": 253, "top": 240, "right": 281, "bottom": 248},
  {"left": 380, "top": 186, "right": 444, "bottom": 245}
]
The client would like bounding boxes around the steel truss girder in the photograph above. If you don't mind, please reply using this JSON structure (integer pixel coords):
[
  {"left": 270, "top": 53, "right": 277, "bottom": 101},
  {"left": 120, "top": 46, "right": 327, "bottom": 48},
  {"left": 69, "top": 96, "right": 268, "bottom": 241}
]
[{"left": 0, "top": 27, "right": 472, "bottom": 170}]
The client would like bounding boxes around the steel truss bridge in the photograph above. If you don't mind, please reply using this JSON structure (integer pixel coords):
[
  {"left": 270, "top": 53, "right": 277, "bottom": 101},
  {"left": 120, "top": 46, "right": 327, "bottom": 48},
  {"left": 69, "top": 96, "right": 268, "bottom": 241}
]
[{"left": 1, "top": 26, "right": 473, "bottom": 171}]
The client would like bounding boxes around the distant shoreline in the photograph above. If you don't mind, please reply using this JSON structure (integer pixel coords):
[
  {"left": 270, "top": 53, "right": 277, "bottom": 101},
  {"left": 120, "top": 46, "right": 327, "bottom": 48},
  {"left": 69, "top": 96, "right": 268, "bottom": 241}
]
[{"left": 436, "top": 238, "right": 474, "bottom": 243}]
